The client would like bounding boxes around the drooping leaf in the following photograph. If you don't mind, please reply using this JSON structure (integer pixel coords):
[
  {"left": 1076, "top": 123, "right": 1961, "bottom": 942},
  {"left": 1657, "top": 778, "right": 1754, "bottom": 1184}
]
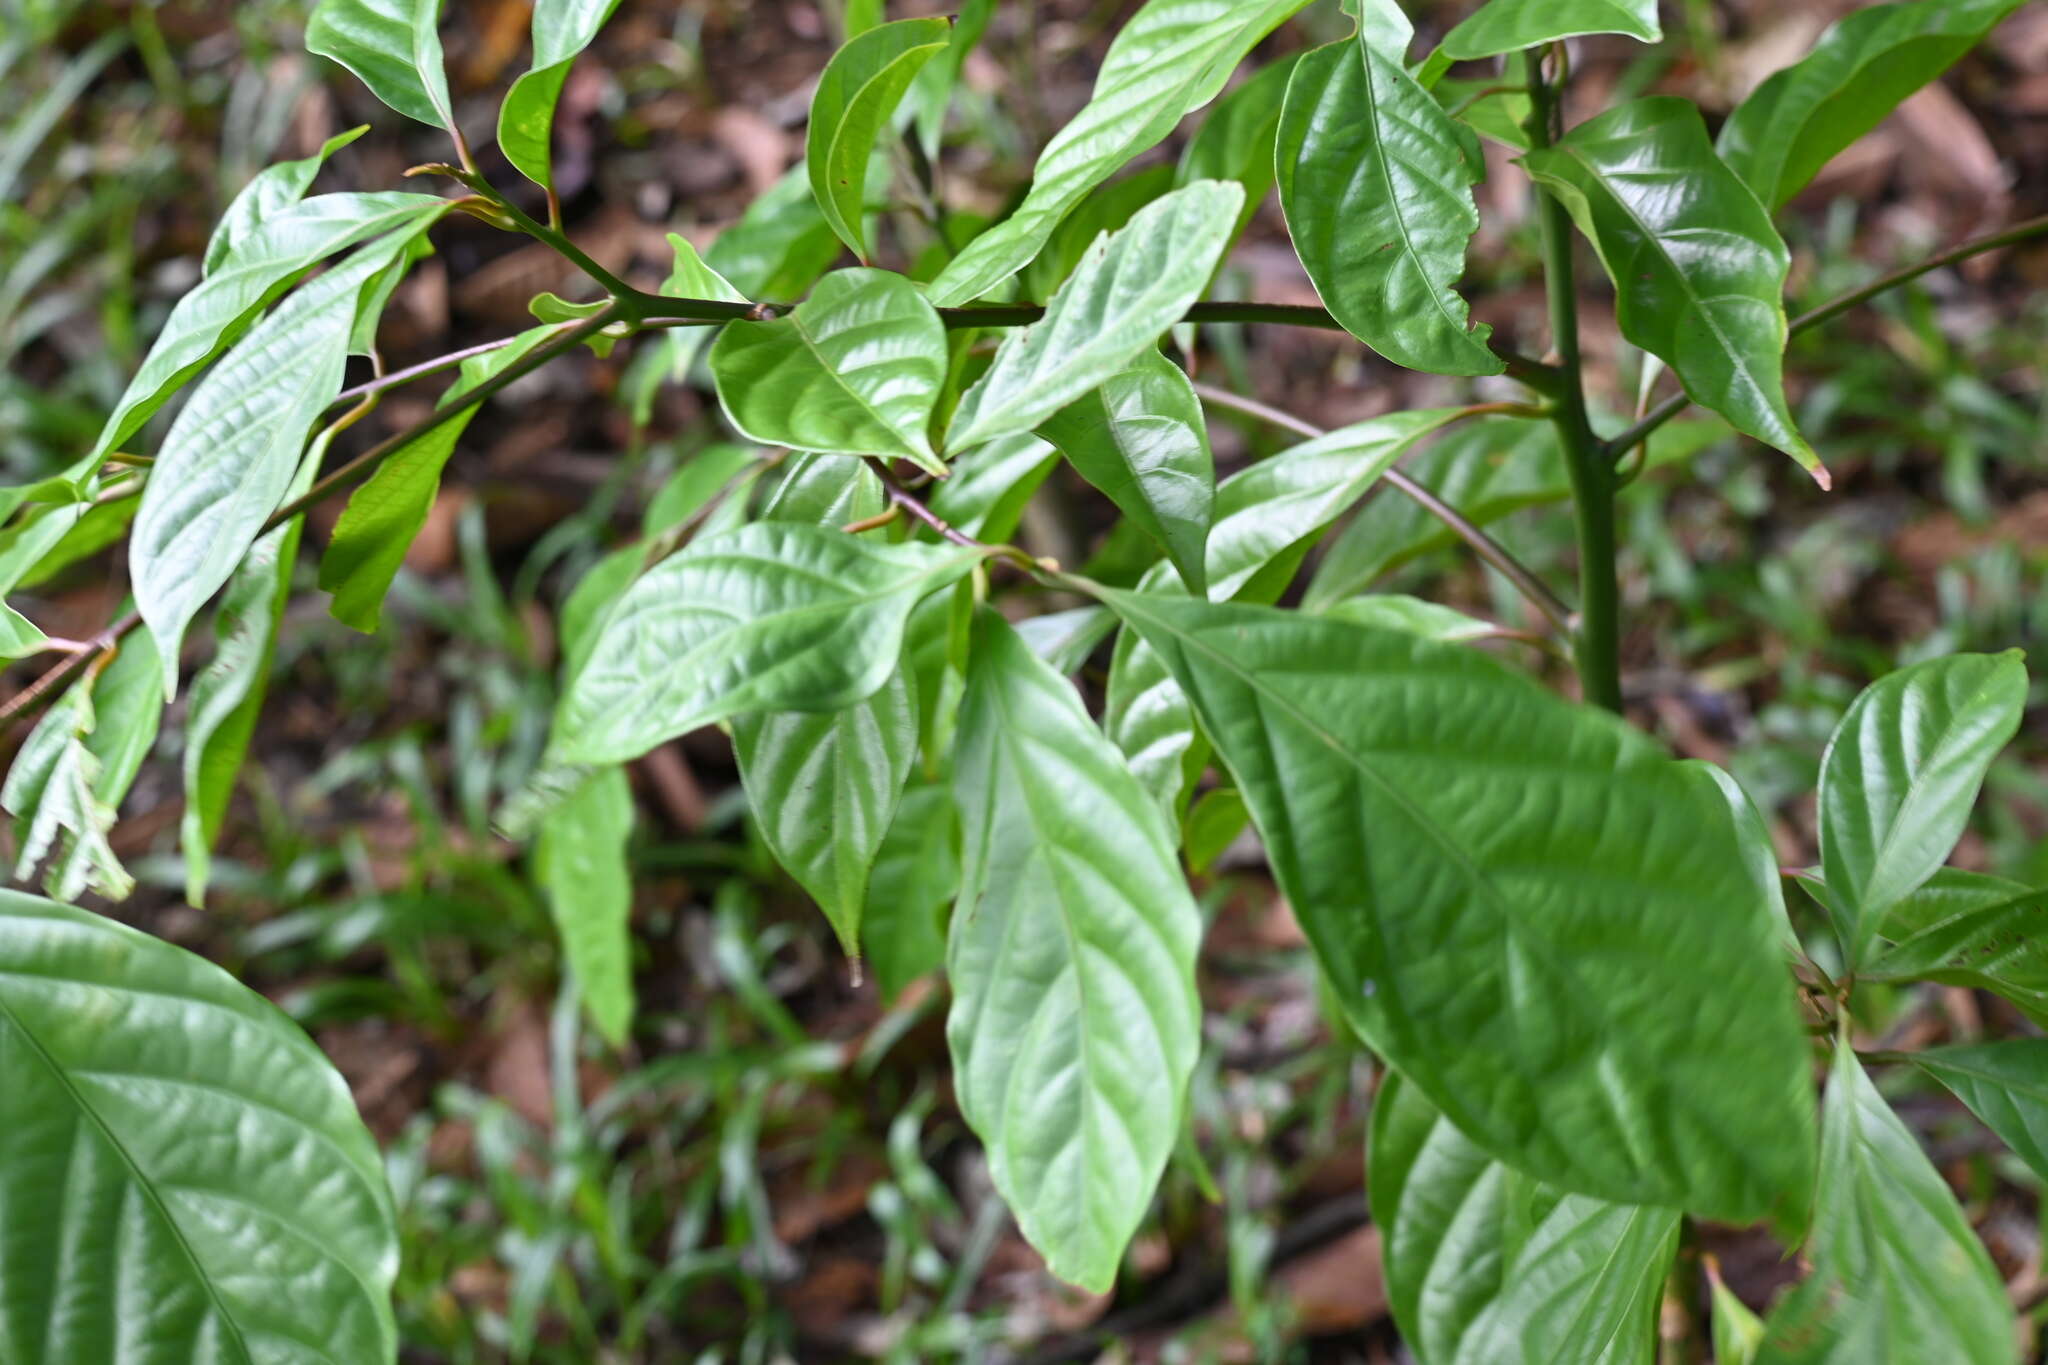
[
  {"left": 0, "top": 890, "right": 399, "bottom": 1362},
  {"left": 1036, "top": 350, "right": 1214, "bottom": 595},
  {"left": 1911, "top": 1040, "right": 2048, "bottom": 1185},
  {"left": 1866, "top": 887, "right": 2048, "bottom": 1027},
  {"left": 807, "top": 17, "right": 951, "bottom": 261},
  {"left": 1522, "top": 100, "right": 1819, "bottom": 476},
  {"left": 1276, "top": 41, "right": 1501, "bottom": 376},
  {"left": 1177, "top": 53, "right": 1299, "bottom": 238},
  {"left": 498, "top": 0, "right": 628, "bottom": 191},
  {"left": 1371, "top": 1072, "right": 1678, "bottom": 1365},
  {"left": 948, "top": 610, "right": 1202, "bottom": 1292},
  {"left": 1756, "top": 1044, "right": 2012, "bottom": 1365},
  {"left": 862, "top": 779, "right": 958, "bottom": 1001},
  {"left": 1093, "top": 594, "right": 1816, "bottom": 1219},
  {"left": 925, "top": 0, "right": 1308, "bottom": 307},
  {"left": 1817, "top": 651, "right": 2026, "bottom": 968},
  {"left": 947, "top": 180, "right": 1243, "bottom": 451},
  {"left": 306, "top": 0, "right": 455, "bottom": 129},
  {"left": 1719, "top": 0, "right": 2023, "bottom": 211},
  {"left": 204, "top": 126, "right": 368, "bottom": 275},
  {"left": 534, "top": 765, "right": 636, "bottom": 1046},
  {"left": 553, "top": 524, "right": 984, "bottom": 764},
  {"left": 710, "top": 267, "right": 949, "bottom": 476},
  {"left": 1441, "top": 0, "right": 1660, "bottom": 59}
]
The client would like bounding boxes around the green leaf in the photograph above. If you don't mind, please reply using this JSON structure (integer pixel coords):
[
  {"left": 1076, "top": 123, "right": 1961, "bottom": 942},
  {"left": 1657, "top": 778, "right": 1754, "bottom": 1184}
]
[
  {"left": 1866, "top": 888, "right": 2048, "bottom": 1026},
  {"left": 1277, "top": 41, "right": 1501, "bottom": 377},
  {"left": 910, "top": 0, "right": 993, "bottom": 157},
  {"left": 1719, "top": 0, "right": 2023, "bottom": 211},
  {"left": 134, "top": 218, "right": 444, "bottom": 689},
  {"left": 306, "top": 0, "right": 455, "bottom": 129},
  {"left": 1104, "top": 572, "right": 1204, "bottom": 819},
  {"left": 662, "top": 232, "right": 747, "bottom": 305},
  {"left": 1711, "top": 1263, "right": 1767, "bottom": 1365},
  {"left": 948, "top": 609, "right": 1202, "bottom": 1292},
  {"left": 1756, "top": 1045, "right": 2011, "bottom": 1365},
  {"left": 498, "top": 0, "right": 628, "bottom": 191},
  {"left": 0, "top": 890, "right": 399, "bottom": 1362},
  {"left": 1441, "top": 0, "right": 1660, "bottom": 59},
  {"left": 710, "top": 268, "right": 948, "bottom": 476},
  {"left": 947, "top": 180, "right": 1243, "bottom": 452},
  {"left": 1817, "top": 651, "right": 2026, "bottom": 968},
  {"left": 1036, "top": 350, "right": 1214, "bottom": 595},
  {"left": 862, "top": 779, "right": 958, "bottom": 1000},
  {"left": 534, "top": 765, "right": 636, "bottom": 1046},
  {"left": 1438, "top": 77, "right": 1533, "bottom": 150},
  {"left": 0, "top": 602, "right": 48, "bottom": 660},
  {"left": 1092, "top": 594, "right": 1816, "bottom": 1219},
  {"left": 925, "top": 0, "right": 1308, "bottom": 307},
  {"left": 553, "top": 523, "right": 984, "bottom": 764},
  {"left": 1177, "top": 53, "right": 1299, "bottom": 239},
  {"left": 1371, "top": 1072, "right": 1679, "bottom": 1365},
  {"left": 1183, "top": 787, "right": 1248, "bottom": 874},
  {"left": 320, "top": 322, "right": 562, "bottom": 632},
  {"left": 807, "top": 17, "right": 951, "bottom": 261},
  {"left": 1911, "top": 1040, "right": 2048, "bottom": 1186},
  {"left": 1881, "top": 867, "right": 2033, "bottom": 941},
  {"left": 927, "top": 432, "right": 1057, "bottom": 542},
  {"left": 1322, "top": 594, "right": 1498, "bottom": 642},
  {"left": 1016, "top": 606, "right": 1117, "bottom": 676},
  {"left": 1520, "top": 99, "right": 1820, "bottom": 477},
  {"left": 1017, "top": 164, "right": 1175, "bottom": 304},
  {"left": 204, "top": 126, "right": 368, "bottom": 276}
]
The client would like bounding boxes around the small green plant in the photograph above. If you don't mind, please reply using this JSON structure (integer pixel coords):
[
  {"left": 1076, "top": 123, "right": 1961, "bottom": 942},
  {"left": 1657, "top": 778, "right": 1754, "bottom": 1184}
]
[{"left": 0, "top": 0, "right": 2043, "bottom": 1359}]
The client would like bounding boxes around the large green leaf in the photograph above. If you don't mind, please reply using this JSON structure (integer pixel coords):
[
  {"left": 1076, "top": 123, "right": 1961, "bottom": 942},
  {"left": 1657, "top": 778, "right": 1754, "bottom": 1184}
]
[
  {"left": 1520, "top": 99, "right": 1820, "bottom": 477},
  {"left": 947, "top": 180, "right": 1242, "bottom": 452},
  {"left": 948, "top": 610, "right": 1201, "bottom": 1292},
  {"left": 710, "top": 268, "right": 948, "bottom": 476},
  {"left": 534, "top": 765, "right": 636, "bottom": 1046},
  {"left": 553, "top": 524, "right": 984, "bottom": 764},
  {"left": 0, "top": 890, "right": 398, "bottom": 1362},
  {"left": 1093, "top": 594, "right": 1815, "bottom": 1219},
  {"left": 924, "top": 0, "right": 1308, "bottom": 307},
  {"left": 1866, "top": 887, "right": 2048, "bottom": 1026},
  {"left": 498, "top": 0, "right": 627, "bottom": 191},
  {"left": 1036, "top": 350, "right": 1214, "bottom": 595},
  {"left": 1276, "top": 41, "right": 1500, "bottom": 376},
  {"left": 203, "top": 127, "right": 368, "bottom": 275},
  {"left": 1441, "top": 0, "right": 1660, "bottom": 59},
  {"left": 1757, "top": 1045, "right": 2012, "bottom": 1364},
  {"left": 1719, "top": 0, "right": 2023, "bottom": 211},
  {"left": 306, "top": 0, "right": 455, "bottom": 129},
  {"left": 1911, "top": 1040, "right": 2048, "bottom": 1185},
  {"left": 1371, "top": 1072, "right": 1678, "bottom": 1365},
  {"left": 806, "top": 17, "right": 951, "bottom": 261},
  {"left": 1817, "top": 652, "right": 2025, "bottom": 968}
]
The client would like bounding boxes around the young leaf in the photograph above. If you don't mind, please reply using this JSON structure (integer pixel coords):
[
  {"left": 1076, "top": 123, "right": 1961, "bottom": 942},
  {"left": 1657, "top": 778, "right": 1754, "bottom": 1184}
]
[
  {"left": 1719, "top": 0, "right": 2024, "bottom": 211},
  {"left": 534, "top": 765, "right": 636, "bottom": 1046},
  {"left": 710, "top": 268, "right": 949, "bottom": 476},
  {"left": 1371, "top": 1072, "right": 1679, "bottom": 1365},
  {"left": 949, "top": 610, "right": 1202, "bottom": 1292},
  {"left": 1757, "top": 1045, "right": 2012, "bottom": 1364},
  {"left": 1093, "top": 595, "right": 1816, "bottom": 1219},
  {"left": 1817, "top": 651, "right": 2026, "bottom": 967},
  {"left": 1520, "top": 99, "right": 1822, "bottom": 478},
  {"left": 947, "top": 180, "right": 1243, "bottom": 451},
  {"left": 1276, "top": 41, "right": 1502, "bottom": 376},
  {"left": 553, "top": 524, "right": 984, "bottom": 764},
  {"left": 807, "top": 17, "right": 952, "bottom": 261},
  {"left": 1866, "top": 888, "right": 2048, "bottom": 1027},
  {"left": 203, "top": 126, "right": 368, "bottom": 275},
  {"left": 0, "top": 890, "right": 399, "bottom": 1362},
  {"left": 306, "top": 0, "right": 456, "bottom": 130},
  {"left": 925, "top": 0, "right": 1308, "bottom": 306},
  {"left": 498, "top": 0, "right": 628, "bottom": 191},
  {"left": 1440, "top": 0, "right": 1661, "bottom": 60},
  {"left": 1036, "top": 350, "right": 1215, "bottom": 595},
  {"left": 1911, "top": 1040, "right": 2048, "bottom": 1185}
]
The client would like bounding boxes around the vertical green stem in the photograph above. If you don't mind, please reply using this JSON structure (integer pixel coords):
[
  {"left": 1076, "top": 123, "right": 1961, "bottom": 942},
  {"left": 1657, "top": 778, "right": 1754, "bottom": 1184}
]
[{"left": 1522, "top": 50, "right": 1623, "bottom": 713}]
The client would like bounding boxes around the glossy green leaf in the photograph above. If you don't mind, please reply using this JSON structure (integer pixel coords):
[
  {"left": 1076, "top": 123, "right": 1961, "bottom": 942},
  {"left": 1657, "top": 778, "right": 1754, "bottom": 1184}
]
[
  {"left": 1103, "top": 569, "right": 1203, "bottom": 818},
  {"left": 1182, "top": 787, "right": 1248, "bottom": 874},
  {"left": 1017, "top": 164, "right": 1174, "bottom": 304},
  {"left": 1818, "top": 652, "right": 2026, "bottom": 967},
  {"left": 1696, "top": 761, "right": 1802, "bottom": 957},
  {"left": 1371, "top": 1072, "right": 1678, "bottom": 1365},
  {"left": 534, "top": 765, "right": 636, "bottom": 1046},
  {"left": 1757, "top": 1045, "right": 2011, "bottom": 1364},
  {"left": 1438, "top": 77, "right": 1533, "bottom": 150},
  {"left": 306, "top": 0, "right": 455, "bottom": 129},
  {"left": 807, "top": 18, "right": 951, "bottom": 261},
  {"left": 948, "top": 610, "right": 1201, "bottom": 1292},
  {"left": 1177, "top": 53, "right": 1298, "bottom": 238},
  {"left": 1881, "top": 867, "right": 2032, "bottom": 941},
  {"left": 948, "top": 181, "right": 1243, "bottom": 451},
  {"left": 1441, "top": 0, "right": 1660, "bottom": 59},
  {"left": 710, "top": 268, "right": 948, "bottom": 476},
  {"left": 498, "top": 0, "right": 627, "bottom": 190},
  {"left": 1521, "top": 99, "right": 1819, "bottom": 476},
  {"left": 1866, "top": 887, "right": 2048, "bottom": 1026},
  {"left": 1720, "top": 0, "right": 2023, "bottom": 211},
  {"left": 862, "top": 779, "right": 958, "bottom": 1001},
  {"left": 1037, "top": 350, "right": 1214, "bottom": 595},
  {"left": 925, "top": 0, "right": 1307, "bottom": 306},
  {"left": 927, "top": 433, "right": 1058, "bottom": 542},
  {"left": 1278, "top": 40, "right": 1501, "bottom": 376},
  {"left": 0, "top": 890, "right": 399, "bottom": 1362},
  {"left": 1094, "top": 595, "right": 1815, "bottom": 1219},
  {"left": 554, "top": 524, "right": 983, "bottom": 764},
  {"left": 1911, "top": 1040, "right": 2048, "bottom": 1185},
  {"left": 203, "top": 126, "right": 368, "bottom": 276},
  {"left": 1322, "top": 594, "right": 1498, "bottom": 642},
  {"left": 1350, "top": 0, "right": 1415, "bottom": 57},
  {"left": 1015, "top": 606, "right": 1117, "bottom": 677}
]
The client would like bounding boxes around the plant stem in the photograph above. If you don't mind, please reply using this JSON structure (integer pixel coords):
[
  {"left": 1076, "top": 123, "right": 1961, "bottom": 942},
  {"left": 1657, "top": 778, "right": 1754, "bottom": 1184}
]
[{"left": 1524, "top": 47, "right": 1623, "bottom": 713}]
